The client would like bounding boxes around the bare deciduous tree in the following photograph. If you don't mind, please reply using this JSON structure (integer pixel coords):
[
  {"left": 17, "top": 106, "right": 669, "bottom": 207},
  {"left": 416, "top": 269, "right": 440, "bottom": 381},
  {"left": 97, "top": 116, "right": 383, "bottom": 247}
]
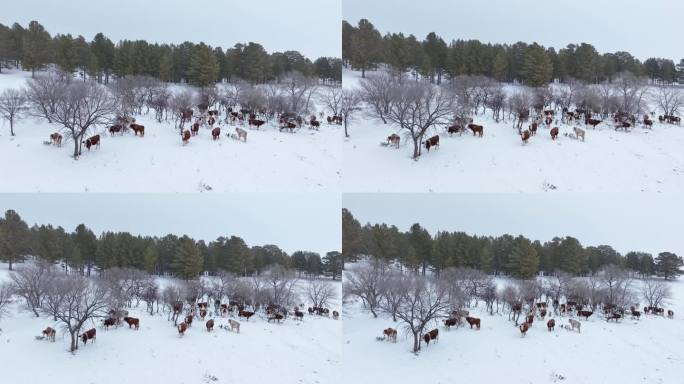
[
  {"left": 10, "top": 260, "right": 55, "bottom": 317},
  {"left": 345, "top": 259, "right": 386, "bottom": 318},
  {"left": 386, "top": 82, "right": 454, "bottom": 159},
  {"left": 0, "top": 88, "right": 27, "bottom": 136},
  {"left": 307, "top": 279, "right": 337, "bottom": 309},
  {"left": 600, "top": 265, "right": 632, "bottom": 306},
  {"left": 25, "top": 70, "right": 72, "bottom": 123},
  {"left": 41, "top": 275, "right": 110, "bottom": 352},
  {"left": 359, "top": 69, "right": 396, "bottom": 124},
  {"left": 320, "top": 86, "right": 343, "bottom": 118},
  {"left": 612, "top": 71, "right": 648, "bottom": 115},
  {"left": 262, "top": 264, "right": 299, "bottom": 308},
  {"left": 0, "top": 282, "right": 13, "bottom": 320},
  {"left": 641, "top": 278, "right": 671, "bottom": 308},
  {"left": 340, "top": 89, "right": 363, "bottom": 138},
  {"left": 653, "top": 86, "right": 684, "bottom": 116},
  {"left": 42, "top": 81, "right": 118, "bottom": 158},
  {"left": 282, "top": 71, "right": 318, "bottom": 115},
  {"left": 392, "top": 275, "right": 450, "bottom": 353}
]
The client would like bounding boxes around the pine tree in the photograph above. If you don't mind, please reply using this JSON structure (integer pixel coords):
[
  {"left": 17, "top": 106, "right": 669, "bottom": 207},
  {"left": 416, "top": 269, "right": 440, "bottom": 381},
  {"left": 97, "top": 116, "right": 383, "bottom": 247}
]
[
  {"left": 508, "top": 236, "right": 539, "bottom": 278},
  {"left": 0, "top": 209, "right": 31, "bottom": 270},
  {"left": 342, "top": 208, "right": 363, "bottom": 262},
  {"left": 654, "top": 252, "right": 683, "bottom": 280},
  {"left": 492, "top": 51, "right": 508, "bottom": 81},
  {"left": 171, "top": 236, "right": 202, "bottom": 279},
  {"left": 323, "top": 251, "right": 342, "bottom": 280},
  {"left": 143, "top": 244, "right": 159, "bottom": 274},
  {"left": 188, "top": 43, "right": 219, "bottom": 87},
  {"left": 350, "top": 19, "right": 382, "bottom": 78},
  {"left": 22, "top": 21, "right": 52, "bottom": 77},
  {"left": 522, "top": 43, "right": 553, "bottom": 87}
]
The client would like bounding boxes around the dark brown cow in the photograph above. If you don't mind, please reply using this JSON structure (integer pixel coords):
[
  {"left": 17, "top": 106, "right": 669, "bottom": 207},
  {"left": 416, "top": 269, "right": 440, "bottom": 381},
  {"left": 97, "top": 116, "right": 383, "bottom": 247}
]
[
  {"left": 130, "top": 124, "right": 145, "bottom": 137},
  {"left": 521, "top": 129, "right": 530, "bottom": 144},
  {"left": 268, "top": 313, "right": 284, "bottom": 323},
  {"left": 444, "top": 318, "right": 458, "bottom": 330},
  {"left": 423, "top": 135, "right": 439, "bottom": 152},
  {"left": 42, "top": 327, "right": 56, "bottom": 342},
  {"left": 309, "top": 119, "right": 321, "bottom": 130},
  {"left": 81, "top": 328, "right": 96, "bottom": 345},
  {"left": 578, "top": 310, "right": 593, "bottom": 320},
  {"left": 249, "top": 119, "right": 266, "bottom": 129},
  {"left": 212, "top": 127, "right": 221, "bottom": 140},
  {"left": 526, "top": 314, "right": 534, "bottom": 325},
  {"left": 529, "top": 122, "right": 538, "bottom": 135},
  {"left": 238, "top": 310, "right": 254, "bottom": 321},
  {"left": 468, "top": 124, "right": 484, "bottom": 137},
  {"left": 615, "top": 121, "right": 631, "bottom": 131},
  {"left": 191, "top": 123, "right": 200, "bottom": 136},
  {"left": 668, "top": 310, "right": 674, "bottom": 319},
  {"left": 294, "top": 309, "right": 304, "bottom": 320},
  {"left": 279, "top": 122, "right": 297, "bottom": 133},
  {"left": 545, "top": 116, "right": 552, "bottom": 126},
  {"left": 540, "top": 309, "right": 547, "bottom": 319},
  {"left": 185, "top": 314, "right": 194, "bottom": 326},
  {"left": 333, "top": 311, "right": 339, "bottom": 320},
  {"left": 123, "top": 316, "right": 139, "bottom": 330},
  {"left": 550, "top": 127, "right": 559, "bottom": 140},
  {"left": 519, "top": 322, "right": 529, "bottom": 337},
  {"left": 178, "top": 322, "right": 188, "bottom": 336},
  {"left": 109, "top": 125, "right": 123, "bottom": 136},
  {"left": 207, "top": 117, "right": 216, "bottom": 126},
  {"left": 465, "top": 316, "right": 480, "bottom": 330},
  {"left": 199, "top": 309, "right": 208, "bottom": 319},
  {"left": 631, "top": 309, "right": 641, "bottom": 319},
  {"left": 206, "top": 319, "right": 214, "bottom": 332},
  {"left": 50, "top": 132, "right": 63, "bottom": 147},
  {"left": 83, "top": 135, "right": 101, "bottom": 151},
  {"left": 103, "top": 318, "right": 117, "bottom": 330},
  {"left": 547, "top": 319, "right": 555, "bottom": 331},
  {"left": 585, "top": 118, "right": 602, "bottom": 128},
  {"left": 383, "top": 328, "right": 397, "bottom": 343},
  {"left": 607, "top": 313, "right": 622, "bottom": 322},
  {"left": 447, "top": 124, "right": 464, "bottom": 135},
  {"left": 182, "top": 130, "right": 191, "bottom": 145},
  {"left": 423, "top": 329, "right": 439, "bottom": 346}
]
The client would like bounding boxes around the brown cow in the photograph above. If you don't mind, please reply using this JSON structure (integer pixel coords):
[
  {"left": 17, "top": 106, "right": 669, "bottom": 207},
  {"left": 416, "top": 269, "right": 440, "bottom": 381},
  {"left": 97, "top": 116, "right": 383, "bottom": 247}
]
[
  {"left": 519, "top": 322, "right": 529, "bottom": 337},
  {"left": 550, "top": 127, "right": 559, "bottom": 140},
  {"left": 387, "top": 134, "right": 400, "bottom": 148},
  {"left": 465, "top": 316, "right": 480, "bottom": 330},
  {"left": 109, "top": 125, "right": 123, "bottom": 136},
  {"left": 81, "top": 328, "right": 96, "bottom": 345},
  {"left": 123, "top": 316, "right": 139, "bottom": 330},
  {"left": 178, "top": 322, "right": 188, "bottom": 336},
  {"left": 249, "top": 119, "right": 266, "bottom": 129},
  {"left": 631, "top": 309, "right": 641, "bottom": 319},
  {"left": 279, "top": 122, "right": 297, "bottom": 133},
  {"left": 182, "top": 130, "right": 191, "bottom": 145},
  {"left": 383, "top": 328, "right": 397, "bottom": 343},
  {"left": 42, "top": 327, "right": 56, "bottom": 342},
  {"left": 83, "top": 135, "right": 101, "bottom": 151},
  {"left": 294, "top": 309, "right": 304, "bottom": 320},
  {"left": 206, "top": 319, "right": 214, "bottom": 332},
  {"left": 130, "top": 124, "right": 145, "bottom": 137},
  {"left": 585, "top": 118, "right": 602, "bottom": 129},
  {"left": 423, "top": 135, "right": 439, "bottom": 152},
  {"left": 578, "top": 310, "right": 593, "bottom": 320},
  {"left": 211, "top": 127, "right": 221, "bottom": 140},
  {"left": 309, "top": 119, "right": 320, "bottom": 130},
  {"left": 545, "top": 116, "right": 552, "bottom": 126},
  {"left": 191, "top": 123, "right": 200, "bottom": 136},
  {"left": 103, "top": 318, "right": 117, "bottom": 330},
  {"left": 668, "top": 310, "right": 674, "bottom": 319},
  {"left": 607, "top": 313, "right": 622, "bottom": 322},
  {"left": 529, "top": 122, "right": 538, "bottom": 135},
  {"left": 547, "top": 319, "right": 555, "bottom": 331},
  {"left": 50, "top": 132, "right": 63, "bottom": 147},
  {"left": 199, "top": 309, "right": 207, "bottom": 319},
  {"left": 333, "top": 310, "right": 339, "bottom": 320},
  {"left": 447, "top": 124, "right": 464, "bottom": 135},
  {"left": 235, "top": 128, "right": 247, "bottom": 142},
  {"left": 268, "top": 313, "right": 284, "bottom": 323},
  {"left": 423, "top": 329, "right": 439, "bottom": 346},
  {"left": 444, "top": 318, "right": 458, "bottom": 330},
  {"left": 521, "top": 129, "right": 530, "bottom": 144},
  {"left": 238, "top": 310, "right": 254, "bottom": 321},
  {"left": 185, "top": 314, "right": 194, "bottom": 326},
  {"left": 468, "top": 123, "right": 484, "bottom": 137}
]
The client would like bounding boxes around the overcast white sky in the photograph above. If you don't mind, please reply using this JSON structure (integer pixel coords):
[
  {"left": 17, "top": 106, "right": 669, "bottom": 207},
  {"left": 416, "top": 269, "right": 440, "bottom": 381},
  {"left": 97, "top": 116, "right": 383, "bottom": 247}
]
[
  {"left": 0, "top": 194, "right": 340, "bottom": 255},
  {"left": 344, "top": 0, "right": 683, "bottom": 61},
  {"left": 1, "top": 0, "right": 340, "bottom": 59},
  {"left": 344, "top": 194, "right": 684, "bottom": 256}
]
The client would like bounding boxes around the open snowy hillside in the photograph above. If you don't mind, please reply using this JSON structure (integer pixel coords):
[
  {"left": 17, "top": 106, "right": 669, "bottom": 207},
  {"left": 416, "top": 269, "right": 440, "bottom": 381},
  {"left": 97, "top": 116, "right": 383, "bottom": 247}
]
[
  {"left": 343, "top": 272, "right": 683, "bottom": 384},
  {"left": 0, "top": 267, "right": 342, "bottom": 384},
  {"left": 0, "top": 70, "right": 341, "bottom": 192},
  {"left": 342, "top": 69, "right": 684, "bottom": 192}
]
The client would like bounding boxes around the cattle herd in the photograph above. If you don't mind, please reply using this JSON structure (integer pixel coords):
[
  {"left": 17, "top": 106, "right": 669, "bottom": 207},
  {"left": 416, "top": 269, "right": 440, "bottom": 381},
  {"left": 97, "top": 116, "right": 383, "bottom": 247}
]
[
  {"left": 36, "top": 299, "right": 338, "bottom": 349},
  {"left": 379, "top": 298, "right": 675, "bottom": 349},
  {"left": 44, "top": 102, "right": 342, "bottom": 155},
  {"left": 382, "top": 106, "right": 681, "bottom": 154}
]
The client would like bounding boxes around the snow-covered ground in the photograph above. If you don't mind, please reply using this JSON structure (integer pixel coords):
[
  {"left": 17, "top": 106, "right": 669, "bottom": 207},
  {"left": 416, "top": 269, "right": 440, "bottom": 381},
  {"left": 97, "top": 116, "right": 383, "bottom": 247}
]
[
  {"left": 343, "top": 272, "right": 684, "bottom": 384},
  {"left": 343, "top": 69, "right": 684, "bottom": 192},
  {"left": 0, "top": 70, "right": 341, "bottom": 192},
  {"left": 0, "top": 267, "right": 342, "bottom": 384}
]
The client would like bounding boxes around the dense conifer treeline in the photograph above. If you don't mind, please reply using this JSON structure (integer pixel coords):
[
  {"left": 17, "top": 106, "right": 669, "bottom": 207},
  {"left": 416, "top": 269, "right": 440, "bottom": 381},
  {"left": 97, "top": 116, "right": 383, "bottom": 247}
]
[
  {"left": 343, "top": 19, "right": 681, "bottom": 85},
  {"left": 0, "top": 21, "right": 342, "bottom": 85},
  {"left": 0, "top": 210, "right": 341, "bottom": 280},
  {"left": 342, "top": 209, "right": 683, "bottom": 279}
]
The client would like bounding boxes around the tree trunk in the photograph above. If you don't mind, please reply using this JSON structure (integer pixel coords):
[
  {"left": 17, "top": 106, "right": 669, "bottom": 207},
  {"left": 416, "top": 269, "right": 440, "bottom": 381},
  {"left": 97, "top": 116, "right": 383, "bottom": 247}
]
[
  {"left": 413, "top": 333, "right": 420, "bottom": 353},
  {"left": 412, "top": 136, "right": 420, "bottom": 159},
  {"left": 10, "top": 119, "right": 15, "bottom": 136},
  {"left": 344, "top": 121, "right": 349, "bottom": 137},
  {"left": 70, "top": 331, "right": 78, "bottom": 352},
  {"left": 8, "top": 258, "right": 12, "bottom": 271}
]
